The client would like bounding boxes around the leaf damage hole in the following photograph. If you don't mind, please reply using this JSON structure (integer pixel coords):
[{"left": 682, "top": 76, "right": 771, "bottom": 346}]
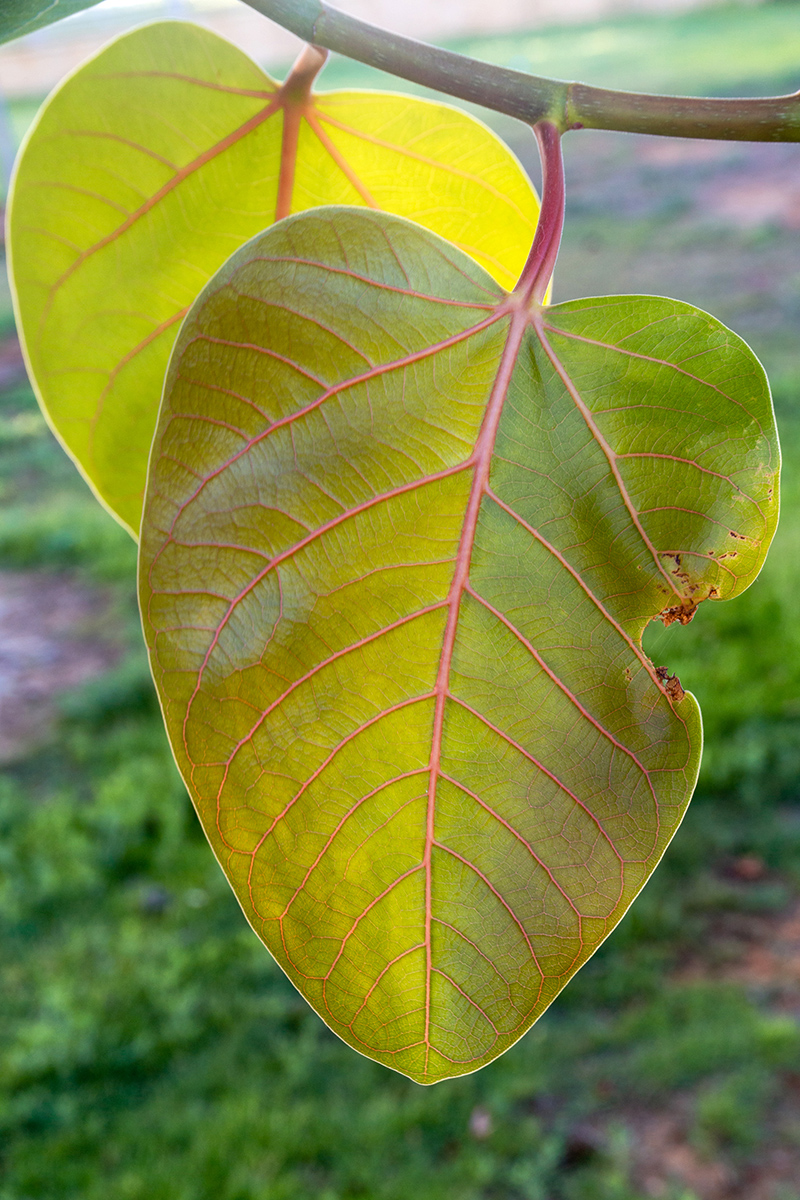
[
  {"left": 655, "top": 665, "right": 685, "bottom": 704},
  {"left": 658, "top": 601, "right": 698, "bottom": 627},
  {"left": 657, "top": 553, "right": 722, "bottom": 626}
]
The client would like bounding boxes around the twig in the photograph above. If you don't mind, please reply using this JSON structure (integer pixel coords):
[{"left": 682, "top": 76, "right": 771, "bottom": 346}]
[{"left": 241, "top": 0, "right": 800, "bottom": 141}]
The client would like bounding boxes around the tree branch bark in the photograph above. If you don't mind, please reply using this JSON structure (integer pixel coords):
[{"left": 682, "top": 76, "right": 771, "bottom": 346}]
[{"left": 241, "top": 0, "right": 800, "bottom": 141}]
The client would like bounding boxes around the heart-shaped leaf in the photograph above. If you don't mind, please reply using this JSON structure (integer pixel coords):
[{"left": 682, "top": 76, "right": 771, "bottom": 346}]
[
  {"left": 139, "top": 208, "right": 779, "bottom": 1083},
  {"left": 0, "top": 0, "right": 103, "bottom": 44},
  {"left": 7, "top": 20, "right": 539, "bottom": 535}
]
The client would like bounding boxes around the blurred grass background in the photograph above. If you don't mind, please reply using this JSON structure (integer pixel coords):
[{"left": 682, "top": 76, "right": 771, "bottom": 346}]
[{"left": 1, "top": 3, "right": 800, "bottom": 1197}]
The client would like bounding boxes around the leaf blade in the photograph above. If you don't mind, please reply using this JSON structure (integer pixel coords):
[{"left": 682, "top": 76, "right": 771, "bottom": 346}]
[
  {"left": 139, "top": 208, "right": 778, "bottom": 1083},
  {"left": 8, "top": 21, "right": 539, "bottom": 534},
  {"left": 304, "top": 94, "right": 537, "bottom": 290}
]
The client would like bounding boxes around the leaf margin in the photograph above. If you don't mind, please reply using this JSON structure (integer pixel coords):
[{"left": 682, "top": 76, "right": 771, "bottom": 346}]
[{"left": 138, "top": 205, "right": 779, "bottom": 1083}]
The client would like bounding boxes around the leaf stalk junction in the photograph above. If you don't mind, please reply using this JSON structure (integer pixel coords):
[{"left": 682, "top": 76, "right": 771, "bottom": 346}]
[
  {"left": 516, "top": 122, "right": 564, "bottom": 308},
  {"left": 276, "top": 43, "right": 328, "bottom": 219}
]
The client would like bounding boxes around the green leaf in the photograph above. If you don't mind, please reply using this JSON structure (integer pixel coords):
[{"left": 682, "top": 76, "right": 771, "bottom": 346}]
[
  {"left": 0, "top": 0, "right": 103, "bottom": 44},
  {"left": 138, "top": 208, "right": 779, "bottom": 1084},
  {"left": 7, "top": 21, "right": 539, "bottom": 536}
]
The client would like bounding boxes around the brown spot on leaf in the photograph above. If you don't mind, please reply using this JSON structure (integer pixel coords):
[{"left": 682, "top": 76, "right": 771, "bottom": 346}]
[
  {"left": 656, "top": 665, "right": 685, "bottom": 703},
  {"left": 658, "top": 577, "right": 720, "bottom": 626},
  {"left": 658, "top": 553, "right": 705, "bottom": 624},
  {"left": 659, "top": 601, "right": 698, "bottom": 627}
]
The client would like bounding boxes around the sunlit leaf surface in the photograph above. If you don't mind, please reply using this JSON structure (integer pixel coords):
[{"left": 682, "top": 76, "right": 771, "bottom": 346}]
[
  {"left": 7, "top": 21, "right": 538, "bottom": 535},
  {"left": 139, "top": 208, "right": 779, "bottom": 1083},
  {"left": 0, "top": 0, "right": 103, "bottom": 43}
]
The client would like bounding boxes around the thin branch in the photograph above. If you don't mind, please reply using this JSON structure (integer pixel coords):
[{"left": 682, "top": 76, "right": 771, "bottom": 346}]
[{"left": 241, "top": 0, "right": 800, "bottom": 141}]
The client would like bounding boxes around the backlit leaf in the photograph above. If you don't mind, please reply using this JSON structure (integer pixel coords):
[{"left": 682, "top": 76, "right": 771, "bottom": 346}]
[
  {"left": 7, "top": 20, "right": 539, "bottom": 535},
  {"left": 139, "top": 208, "right": 779, "bottom": 1083},
  {"left": 0, "top": 0, "right": 103, "bottom": 44}
]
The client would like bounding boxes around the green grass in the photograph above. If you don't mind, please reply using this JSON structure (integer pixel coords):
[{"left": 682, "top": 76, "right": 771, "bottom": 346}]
[
  {"left": 0, "top": 382, "right": 135, "bottom": 581},
  {"left": 456, "top": 2, "right": 800, "bottom": 97},
  {"left": 2, "top": 679, "right": 798, "bottom": 1199},
  {"left": 1, "top": 681, "right": 798, "bottom": 1199}
]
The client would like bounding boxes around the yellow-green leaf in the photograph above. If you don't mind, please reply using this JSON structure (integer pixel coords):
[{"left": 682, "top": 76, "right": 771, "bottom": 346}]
[
  {"left": 139, "top": 208, "right": 779, "bottom": 1084},
  {"left": 7, "top": 20, "right": 539, "bottom": 535}
]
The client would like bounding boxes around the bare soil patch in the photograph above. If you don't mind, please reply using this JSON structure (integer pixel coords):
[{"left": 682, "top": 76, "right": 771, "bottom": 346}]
[
  {"left": 624, "top": 1099, "right": 800, "bottom": 1200},
  {"left": 0, "top": 569, "right": 121, "bottom": 761},
  {"left": 613, "top": 883, "right": 800, "bottom": 1199},
  {"left": 563, "top": 134, "right": 800, "bottom": 229},
  {"left": 0, "top": 335, "right": 25, "bottom": 391}
]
